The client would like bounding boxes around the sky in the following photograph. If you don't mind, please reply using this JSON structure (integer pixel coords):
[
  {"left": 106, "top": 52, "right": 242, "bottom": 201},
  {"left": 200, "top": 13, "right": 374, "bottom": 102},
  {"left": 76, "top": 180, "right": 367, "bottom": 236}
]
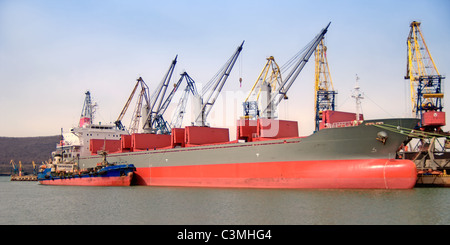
[{"left": 0, "top": 0, "right": 449, "bottom": 137}]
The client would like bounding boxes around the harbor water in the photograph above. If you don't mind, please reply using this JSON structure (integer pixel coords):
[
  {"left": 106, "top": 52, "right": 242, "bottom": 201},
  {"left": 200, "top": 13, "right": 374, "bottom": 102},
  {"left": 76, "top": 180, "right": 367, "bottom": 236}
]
[{"left": 1, "top": 176, "right": 449, "bottom": 225}]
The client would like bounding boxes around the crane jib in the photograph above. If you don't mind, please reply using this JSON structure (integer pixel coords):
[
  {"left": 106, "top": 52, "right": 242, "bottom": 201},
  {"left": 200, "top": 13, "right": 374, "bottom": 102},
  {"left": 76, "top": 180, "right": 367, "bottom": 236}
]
[
  {"left": 261, "top": 22, "right": 331, "bottom": 117},
  {"left": 194, "top": 41, "right": 245, "bottom": 126}
]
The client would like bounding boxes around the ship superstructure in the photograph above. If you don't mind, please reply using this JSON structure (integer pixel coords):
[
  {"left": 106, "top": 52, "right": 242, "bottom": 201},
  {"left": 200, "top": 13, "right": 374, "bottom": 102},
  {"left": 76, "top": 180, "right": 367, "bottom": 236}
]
[{"left": 55, "top": 91, "right": 128, "bottom": 161}]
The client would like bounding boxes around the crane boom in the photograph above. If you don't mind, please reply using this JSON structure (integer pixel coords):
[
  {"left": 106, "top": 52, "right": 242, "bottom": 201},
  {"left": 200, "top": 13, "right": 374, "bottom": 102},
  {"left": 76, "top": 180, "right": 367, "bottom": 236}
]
[
  {"left": 115, "top": 78, "right": 141, "bottom": 130},
  {"left": 129, "top": 78, "right": 150, "bottom": 134},
  {"left": 149, "top": 71, "right": 186, "bottom": 134},
  {"left": 155, "top": 73, "right": 186, "bottom": 119},
  {"left": 114, "top": 77, "right": 149, "bottom": 132},
  {"left": 143, "top": 56, "right": 178, "bottom": 132},
  {"left": 261, "top": 22, "right": 330, "bottom": 118},
  {"left": 194, "top": 41, "right": 244, "bottom": 126},
  {"left": 171, "top": 72, "right": 198, "bottom": 129}
]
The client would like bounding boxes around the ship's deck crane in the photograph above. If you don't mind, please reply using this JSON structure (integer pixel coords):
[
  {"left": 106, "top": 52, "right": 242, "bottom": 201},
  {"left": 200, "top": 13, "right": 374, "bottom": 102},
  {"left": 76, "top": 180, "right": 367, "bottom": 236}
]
[
  {"left": 405, "top": 21, "right": 445, "bottom": 131},
  {"left": 115, "top": 56, "right": 177, "bottom": 134},
  {"left": 129, "top": 78, "right": 150, "bottom": 134},
  {"left": 243, "top": 56, "right": 282, "bottom": 119},
  {"left": 194, "top": 41, "right": 244, "bottom": 126},
  {"left": 143, "top": 56, "right": 178, "bottom": 133},
  {"left": 114, "top": 77, "right": 150, "bottom": 134},
  {"left": 244, "top": 23, "right": 330, "bottom": 119},
  {"left": 170, "top": 72, "right": 199, "bottom": 129},
  {"left": 148, "top": 71, "right": 188, "bottom": 134},
  {"left": 314, "top": 39, "right": 337, "bottom": 131}
]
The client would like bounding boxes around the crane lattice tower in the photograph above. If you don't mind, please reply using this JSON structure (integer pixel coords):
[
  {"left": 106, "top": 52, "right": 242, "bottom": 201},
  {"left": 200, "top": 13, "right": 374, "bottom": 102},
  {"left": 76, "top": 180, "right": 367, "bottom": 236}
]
[
  {"left": 405, "top": 21, "right": 445, "bottom": 129},
  {"left": 314, "top": 39, "right": 337, "bottom": 131}
]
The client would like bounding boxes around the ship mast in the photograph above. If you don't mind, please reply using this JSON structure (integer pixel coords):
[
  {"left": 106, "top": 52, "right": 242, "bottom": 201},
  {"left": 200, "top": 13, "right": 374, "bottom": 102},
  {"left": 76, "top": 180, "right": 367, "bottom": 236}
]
[
  {"left": 351, "top": 74, "right": 364, "bottom": 122},
  {"left": 79, "top": 91, "right": 97, "bottom": 127}
]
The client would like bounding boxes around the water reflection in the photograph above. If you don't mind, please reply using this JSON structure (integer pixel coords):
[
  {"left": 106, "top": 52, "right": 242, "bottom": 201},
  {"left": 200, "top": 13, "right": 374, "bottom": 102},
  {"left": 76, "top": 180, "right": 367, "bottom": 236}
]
[{"left": 1, "top": 177, "right": 449, "bottom": 225}]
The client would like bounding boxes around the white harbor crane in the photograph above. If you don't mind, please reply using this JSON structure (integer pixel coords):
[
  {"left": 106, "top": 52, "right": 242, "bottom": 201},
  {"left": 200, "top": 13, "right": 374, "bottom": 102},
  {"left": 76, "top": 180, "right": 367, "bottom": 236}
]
[
  {"left": 170, "top": 72, "right": 199, "bottom": 129},
  {"left": 193, "top": 41, "right": 244, "bottom": 126}
]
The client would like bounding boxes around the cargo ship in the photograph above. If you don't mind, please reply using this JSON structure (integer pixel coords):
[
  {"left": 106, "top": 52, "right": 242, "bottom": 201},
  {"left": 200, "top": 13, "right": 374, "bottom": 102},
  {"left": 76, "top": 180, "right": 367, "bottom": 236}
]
[
  {"left": 74, "top": 117, "right": 419, "bottom": 189},
  {"left": 55, "top": 24, "right": 419, "bottom": 189},
  {"left": 54, "top": 91, "right": 419, "bottom": 189},
  {"left": 38, "top": 151, "right": 135, "bottom": 186}
]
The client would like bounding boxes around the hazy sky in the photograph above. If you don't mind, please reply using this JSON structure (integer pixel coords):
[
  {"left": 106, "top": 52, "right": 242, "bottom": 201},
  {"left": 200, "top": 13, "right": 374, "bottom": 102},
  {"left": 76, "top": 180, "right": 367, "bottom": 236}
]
[{"left": 1, "top": 0, "right": 449, "bottom": 137}]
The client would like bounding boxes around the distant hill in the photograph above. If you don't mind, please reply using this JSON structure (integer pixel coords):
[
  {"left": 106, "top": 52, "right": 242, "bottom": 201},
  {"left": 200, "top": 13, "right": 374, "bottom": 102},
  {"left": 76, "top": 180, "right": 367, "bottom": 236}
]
[{"left": 0, "top": 136, "right": 60, "bottom": 175}]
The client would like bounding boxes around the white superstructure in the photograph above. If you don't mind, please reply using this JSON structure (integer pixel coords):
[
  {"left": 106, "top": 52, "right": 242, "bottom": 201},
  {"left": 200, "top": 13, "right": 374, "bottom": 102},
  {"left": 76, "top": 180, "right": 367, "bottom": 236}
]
[{"left": 54, "top": 91, "right": 128, "bottom": 161}]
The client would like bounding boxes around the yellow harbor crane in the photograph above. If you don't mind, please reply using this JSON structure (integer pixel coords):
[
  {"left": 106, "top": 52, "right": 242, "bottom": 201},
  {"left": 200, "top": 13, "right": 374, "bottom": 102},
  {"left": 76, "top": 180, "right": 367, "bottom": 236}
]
[
  {"left": 114, "top": 76, "right": 150, "bottom": 134},
  {"left": 405, "top": 21, "right": 445, "bottom": 130},
  {"left": 242, "top": 23, "right": 331, "bottom": 120},
  {"left": 314, "top": 39, "right": 337, "bottom": 131},
  {"left": 10, "top": 160, "right": 19, "bottom": 176},
  {"left": 243, "top": 56, "right": 283, "bottom": 119}
]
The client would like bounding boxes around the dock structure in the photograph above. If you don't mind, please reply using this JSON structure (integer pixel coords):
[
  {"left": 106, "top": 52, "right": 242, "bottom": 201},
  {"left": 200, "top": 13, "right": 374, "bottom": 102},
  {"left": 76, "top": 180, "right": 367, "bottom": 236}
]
[
  {"left": 416, "top": 170, "right": 450, "bottom": 187},
  {"left": 10, "top": 175, "right": 37, "bottom": 181},
  {"left": 401, "top": 137, "right": 450, "bottom": 187},
  {"left": 9, "top": 160, "right": 40, "bottom": 181}
]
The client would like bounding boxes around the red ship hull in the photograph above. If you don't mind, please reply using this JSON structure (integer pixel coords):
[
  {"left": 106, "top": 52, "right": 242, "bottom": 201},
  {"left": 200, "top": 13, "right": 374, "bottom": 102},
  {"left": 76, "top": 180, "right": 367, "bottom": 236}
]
[
  {"left": 39, "top": 173, "right": 133, "bottom": 186},
  {"left": 133, "top": 159, "right": 417, "bottom": 189},
  {"left": 78, "top": 118, "right": 420, "bottom": 189}
]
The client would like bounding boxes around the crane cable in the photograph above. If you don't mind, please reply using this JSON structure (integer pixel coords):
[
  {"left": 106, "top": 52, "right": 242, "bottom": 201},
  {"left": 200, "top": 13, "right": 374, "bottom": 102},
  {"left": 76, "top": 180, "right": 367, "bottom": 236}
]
[
  {"left": 280, "top": 38, "right": 314, "bottom": 76},
  {"left": 202, "top": 53, "right": 236, "bottom": 96},
  {"left": 373, "top": 123, "right": 449, "bottom": 140}
]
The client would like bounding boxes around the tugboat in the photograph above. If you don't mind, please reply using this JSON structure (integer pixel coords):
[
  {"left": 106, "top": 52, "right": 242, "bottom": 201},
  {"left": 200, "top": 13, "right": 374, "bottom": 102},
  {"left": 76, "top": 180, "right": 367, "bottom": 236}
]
[{"left": 38, "top": 151, "right": 135, "bottom": 186}]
